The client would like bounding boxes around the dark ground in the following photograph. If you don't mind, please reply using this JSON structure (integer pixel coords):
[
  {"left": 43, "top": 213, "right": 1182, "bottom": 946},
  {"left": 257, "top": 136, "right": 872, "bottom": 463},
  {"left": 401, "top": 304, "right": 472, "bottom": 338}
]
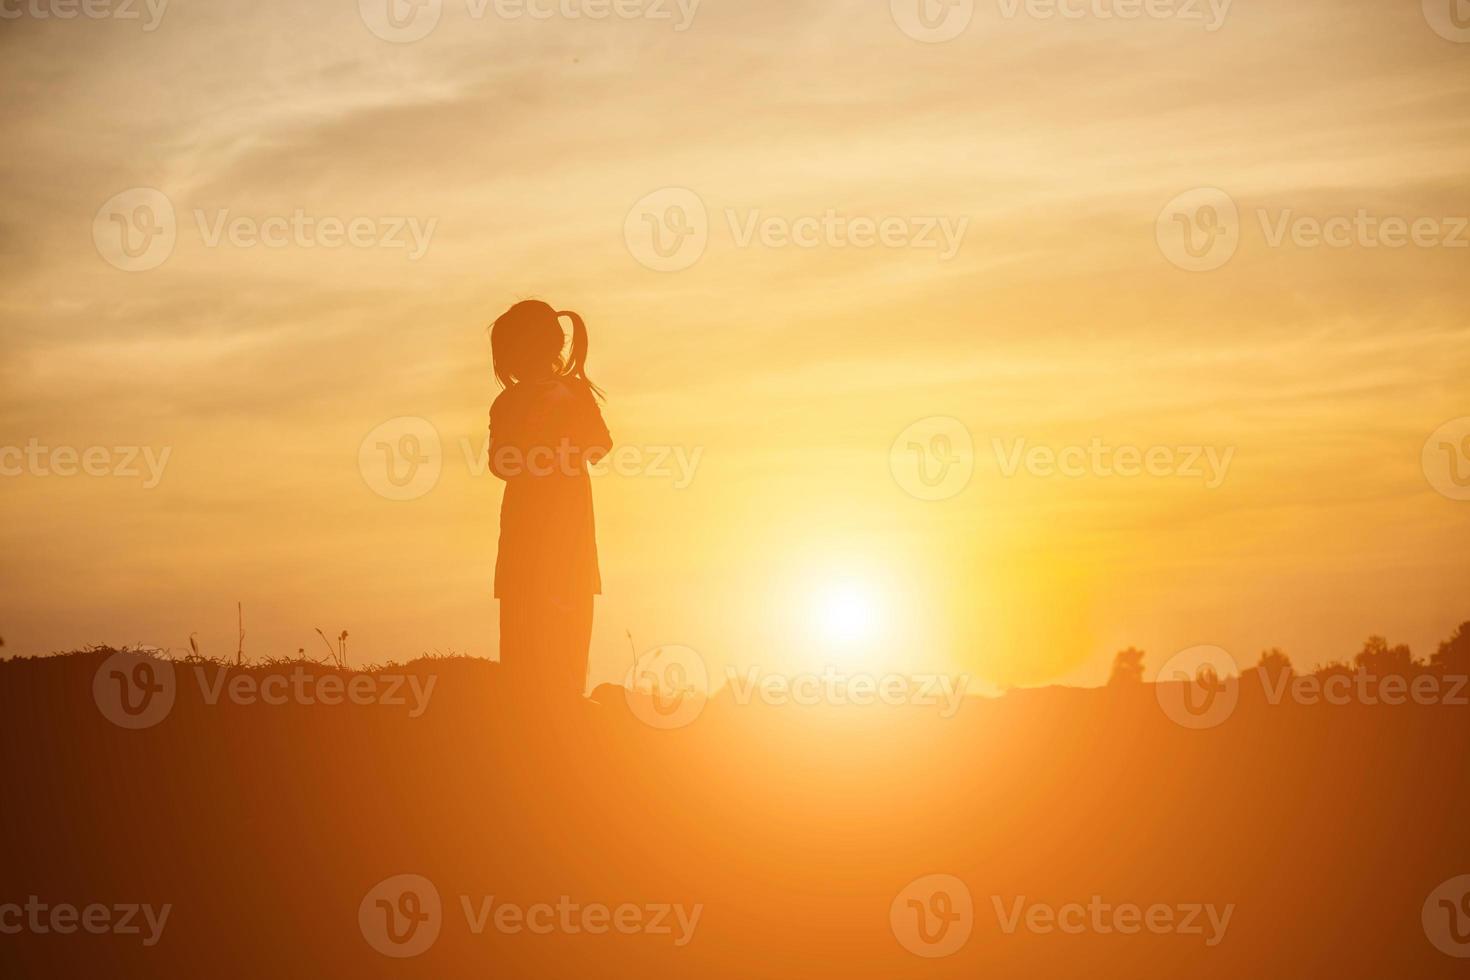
[{"left": 2, "top": 648, "right": 1468, "bottom": 978}]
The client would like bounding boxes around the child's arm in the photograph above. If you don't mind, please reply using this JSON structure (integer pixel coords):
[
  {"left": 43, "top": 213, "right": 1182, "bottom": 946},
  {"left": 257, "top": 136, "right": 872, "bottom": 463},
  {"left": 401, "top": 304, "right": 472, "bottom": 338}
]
[
  {"left": 487, "top": 398, "right": 521, "bottom": 481},
  {"left": 543, "top": 382, "right": 611, "bottom": 467},
  {"left": 579, "top": 390, "right": 612, "bottom": 466}
]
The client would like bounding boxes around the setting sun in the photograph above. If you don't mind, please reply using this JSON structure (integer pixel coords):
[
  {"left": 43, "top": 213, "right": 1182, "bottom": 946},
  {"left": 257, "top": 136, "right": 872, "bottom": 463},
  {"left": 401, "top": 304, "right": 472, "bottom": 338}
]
[{"left": 811, "top": 580, "right": 885, "bottom": 648}]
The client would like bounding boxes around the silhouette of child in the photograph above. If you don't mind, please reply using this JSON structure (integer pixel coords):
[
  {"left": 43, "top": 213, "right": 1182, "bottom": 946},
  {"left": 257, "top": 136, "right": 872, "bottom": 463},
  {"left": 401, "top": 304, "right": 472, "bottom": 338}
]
[{"left": 488, "top": 301, "right": 611, "bottom": 701}]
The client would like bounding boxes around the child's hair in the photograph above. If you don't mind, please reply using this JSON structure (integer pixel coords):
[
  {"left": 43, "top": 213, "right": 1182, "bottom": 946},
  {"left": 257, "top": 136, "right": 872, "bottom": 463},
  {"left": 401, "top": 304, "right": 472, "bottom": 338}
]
[{"left": 490, "top": 300, "right": 604, "bottom": 399}]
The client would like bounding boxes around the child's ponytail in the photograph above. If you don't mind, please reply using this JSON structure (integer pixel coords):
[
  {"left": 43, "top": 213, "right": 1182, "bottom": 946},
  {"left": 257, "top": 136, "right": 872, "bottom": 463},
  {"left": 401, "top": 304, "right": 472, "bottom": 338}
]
[{"left": 558, "top": 310, "right": 605, "bottom": 400}]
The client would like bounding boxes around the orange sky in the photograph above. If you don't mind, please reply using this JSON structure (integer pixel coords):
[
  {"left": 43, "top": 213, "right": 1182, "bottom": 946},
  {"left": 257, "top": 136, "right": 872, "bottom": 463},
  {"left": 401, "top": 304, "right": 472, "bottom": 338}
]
[{"left": 1, "top": 0, "right": 1467, "bottom": 690}]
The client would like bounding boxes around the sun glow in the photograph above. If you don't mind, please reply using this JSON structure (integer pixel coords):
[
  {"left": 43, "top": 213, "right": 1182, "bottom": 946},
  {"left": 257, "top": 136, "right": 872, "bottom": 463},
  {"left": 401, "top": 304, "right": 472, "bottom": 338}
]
[
  {"left": 810, "top": 580, "right": 887, "bottom": 649},
  {"left": 765, "top": 543, "right": 939, "bottom": 676}
]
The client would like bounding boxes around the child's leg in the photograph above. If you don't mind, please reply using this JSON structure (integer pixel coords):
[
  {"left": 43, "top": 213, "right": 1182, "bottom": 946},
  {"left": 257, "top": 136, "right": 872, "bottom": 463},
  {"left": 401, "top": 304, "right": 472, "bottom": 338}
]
[
  {"left": 501, "top": 593, "right": 592, "bottom": 700},
  {"left": 499, "top": 593, "right": 548, "bottom": 693},
  {"left": 547, "top": 594, "right": 594, "bottom": 699}
]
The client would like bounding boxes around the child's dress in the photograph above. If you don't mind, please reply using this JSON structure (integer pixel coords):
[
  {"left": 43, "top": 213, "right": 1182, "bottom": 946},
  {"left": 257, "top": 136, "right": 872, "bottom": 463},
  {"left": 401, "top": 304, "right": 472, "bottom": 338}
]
[{"left": 489, "top": 378, "right": 611, "bottom": 697}]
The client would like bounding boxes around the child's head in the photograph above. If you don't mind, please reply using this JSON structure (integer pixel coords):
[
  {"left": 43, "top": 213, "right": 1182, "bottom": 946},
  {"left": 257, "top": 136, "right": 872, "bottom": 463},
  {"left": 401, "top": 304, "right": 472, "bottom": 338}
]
[{"left": 491, "top": 300, "right": 603, "bottom": 398}]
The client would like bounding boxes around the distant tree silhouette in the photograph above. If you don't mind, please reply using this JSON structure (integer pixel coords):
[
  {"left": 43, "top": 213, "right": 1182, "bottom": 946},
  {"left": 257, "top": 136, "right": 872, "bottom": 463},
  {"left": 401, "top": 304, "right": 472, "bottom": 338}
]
[
  {"left": 1257, "top": 648, "right": 1293, "bottom": 685},
  {"left": 1431, "top": 621, "right": 1470, "bottom": 675},
  {"left": 1313, "top": 661, "right": 1355, "bottom": 681},
  {"left": 1353, "top": 635, "right": 1416, "bottom": 676},
  {"left": 1109, "top": 647, "right": 1145, "bottom": 685}
]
